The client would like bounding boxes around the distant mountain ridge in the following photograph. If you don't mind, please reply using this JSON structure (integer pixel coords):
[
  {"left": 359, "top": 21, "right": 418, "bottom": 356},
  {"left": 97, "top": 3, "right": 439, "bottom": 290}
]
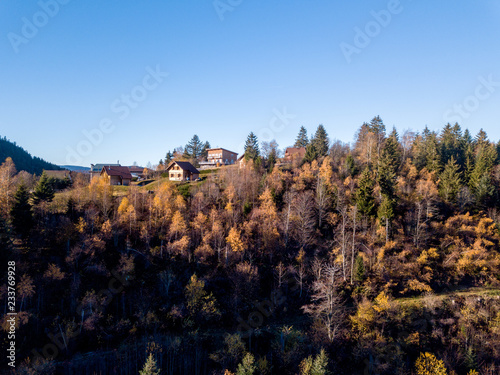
[
  {"left": 60, "top": 165, "right": 90, "bottom": 172},
  {"left": 0, "top": 136, "right": 62, "bottom": 175}
]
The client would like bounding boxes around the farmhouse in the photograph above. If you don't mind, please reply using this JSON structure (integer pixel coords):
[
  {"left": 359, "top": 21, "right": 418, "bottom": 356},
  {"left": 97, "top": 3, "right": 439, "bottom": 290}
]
[
  {"left": 90, "top": 163, "right": 121, "bottom": 180},
  {"left": 100, "top": 166, "right": 132, "bottom": 186},
  {"left": 284, "top": 147, "right": 306, "bottom": 161},
  {"left": 166, "top": 161, "right": 200, "bottom": 181},
  {"left": 199, "top": 148, "right": 238, "bottom": 169}
]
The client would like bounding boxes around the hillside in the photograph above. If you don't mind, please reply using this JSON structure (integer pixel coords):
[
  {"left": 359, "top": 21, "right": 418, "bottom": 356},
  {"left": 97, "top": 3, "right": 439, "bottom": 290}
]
[{"left": 0, "top": 136, "right": 61, "bottom": 174}]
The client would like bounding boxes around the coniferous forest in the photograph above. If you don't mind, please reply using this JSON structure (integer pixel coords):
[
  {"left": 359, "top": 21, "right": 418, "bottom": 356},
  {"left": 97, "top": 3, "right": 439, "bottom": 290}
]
[{"left": 2, "top": 118, "right": 500, "bottom": 374}]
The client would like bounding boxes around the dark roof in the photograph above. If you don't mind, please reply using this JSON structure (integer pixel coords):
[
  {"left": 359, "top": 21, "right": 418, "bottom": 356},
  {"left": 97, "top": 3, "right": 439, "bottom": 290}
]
[
  {"left": 101, "top": 166, "right": 132, "bottom": 179},
  {"left": 91, "top": 163, "right": 120, "bottom": 172},
  {"left": 127, "top": 166, "right": 147, "bottom": 174},
  {"left": 167, "top": 161, "right": 199, "bottom": 174}
]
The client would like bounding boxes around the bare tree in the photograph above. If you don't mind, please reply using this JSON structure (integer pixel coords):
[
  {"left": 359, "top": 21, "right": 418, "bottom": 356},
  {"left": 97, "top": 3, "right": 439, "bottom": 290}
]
[
  {"left": 291, "top": 191, "right": 316, "bottom": 249},
  {"left": 302, "top": 262, "right": 344, "bottom": 342}
]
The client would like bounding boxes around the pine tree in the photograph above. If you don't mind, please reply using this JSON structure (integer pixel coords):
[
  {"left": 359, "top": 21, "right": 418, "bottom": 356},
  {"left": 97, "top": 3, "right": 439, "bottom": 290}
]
[
  {"left": 312, "top": 125, "right": 329, "bottom": 157},
  {"left": 345, "top": 154, "right": 358, "bottom": 177},
  {"left": 304, "top": 143, "right": 318, "bottom": 163},
  {"left": 354, "top": 255, "right": 365, "bottom": 283},
  {"left": 439, "top": 156, "right": 462, "bottom": 203},
  {"left": 244, "top": 132, "right": 260, "bottom": 160},
  {"left": 165, "top": 150, "right": 173, "bottom": 165},
  {"left": 439, "top": 123, "right": 464, "bottom": 167},
  {"left": 200, "top": 141, "right": 211, "bottom": 160},
  {"left": 356, "top": 168, "right": 376, "bottom": 217},
  {"left": 32, "top": 172, "right": 54, "bottom": 204},
  {"left": 295, "top": 126, "right": 309, "bottom": 147},
  {"left": 184, "top": 135, "right": 203, "bottom": 159},
  {"left": 139, "top": 353, "right": 160, "bottom": 375},
  {"left": 10, "top": 184, "right": 33, "bottom": 238}
]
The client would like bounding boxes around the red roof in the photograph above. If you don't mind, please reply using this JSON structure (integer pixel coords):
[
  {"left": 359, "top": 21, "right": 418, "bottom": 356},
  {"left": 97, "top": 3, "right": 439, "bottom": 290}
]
[{"left": 101, "top": 166, "right": 132, "bottom": 179}]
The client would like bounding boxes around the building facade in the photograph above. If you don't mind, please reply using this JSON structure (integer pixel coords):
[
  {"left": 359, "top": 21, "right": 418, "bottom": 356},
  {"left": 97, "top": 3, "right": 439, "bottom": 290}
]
[
  {"left": 166, "top": 161, "right": 200, "bottom": 181},
  {"left": 199, "top": 148, "right": 238, "bottom": 169}
]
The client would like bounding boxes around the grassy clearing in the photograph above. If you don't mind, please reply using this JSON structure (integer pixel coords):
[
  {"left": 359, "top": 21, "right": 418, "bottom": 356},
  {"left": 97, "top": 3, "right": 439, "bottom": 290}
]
[{"left": 396, "top": 286, "right": 500, "bottom": 306}]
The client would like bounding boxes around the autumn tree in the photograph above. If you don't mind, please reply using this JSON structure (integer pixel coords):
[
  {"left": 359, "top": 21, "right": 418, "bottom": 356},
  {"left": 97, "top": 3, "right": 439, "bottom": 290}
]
[
  {"left": 0, "top": 157, "right": 16, "bottom": 216},
  {"left": 185, "top": 274, "right": 221, "bottom": 322},
  {"left": 414, "top": 352, "right": 447, "bottom": 375},
  {"left": 140, "top": 353, "right": 160, "bottom": 375}
]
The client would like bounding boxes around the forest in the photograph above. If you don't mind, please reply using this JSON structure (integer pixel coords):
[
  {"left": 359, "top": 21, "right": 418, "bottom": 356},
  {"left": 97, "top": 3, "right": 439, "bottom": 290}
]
[{"left": 1, "top": 117, "right": 500, "bottom": 375}]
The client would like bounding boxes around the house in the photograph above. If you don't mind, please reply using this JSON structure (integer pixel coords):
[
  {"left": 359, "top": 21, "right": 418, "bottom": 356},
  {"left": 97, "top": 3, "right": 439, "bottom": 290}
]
[
  {"left": 284, "top": 147, "right": 306, "bottom": 162},
  {"left": 166, "top": 161, "right": 200, "bottom": 181},
  {"left": 90, "top": 163, "right": 121, "bottom": 180},
  {"left": 100, "top": 166, "right": 133, "bottom": 186},
  {"left": 199, "top": 148, "right": 238, "bottom": 169}
]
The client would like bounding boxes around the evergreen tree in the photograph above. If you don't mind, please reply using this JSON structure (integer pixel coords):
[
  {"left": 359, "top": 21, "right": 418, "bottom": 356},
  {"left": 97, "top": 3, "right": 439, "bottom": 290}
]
[
  {"left": 200, "top": 141, "right": 211, "bottom": 160},
  {"left": 165, "top": 150, "right": 173, "bottom": 165},
  {"left": 295, "top": 126, "right": 309, "bottom": 147},
  {"left": 345, "top": 154, "right": 358, "bottom": 177},
  {"left": 184, "top": 135, "right": 203, "bottom": 159},
  {"left": 139, "top": 353, "right": 160, "bottom": 375},
  {"left": 354, "top": 255, "right": 365, "bottom": 283},
  {"left": 439, "top": 156, "right": 462, "bottom": 203},
  {"left": 10, "top": 184, "right": 33, "bottom": 238},
  {"left": 312, "top": 125, "right": 329, "bottom": 157},
  {"left": 356, "top": 168, "right": 376, "bottom": 217},
  {"left": 439, "top": 123, "right": 464, "bottom": 167},
  {"left": 462, "top": 130, "right": 475, "bottom": 184},
  {"left": 32, "top": 172, "right": 54, "bottom": 204},
  {"left": 304, "top": 143, "right": 318, "bottom": 163},
  {"left": 244, "top": 132, "right": 260, "bottom": 160}
]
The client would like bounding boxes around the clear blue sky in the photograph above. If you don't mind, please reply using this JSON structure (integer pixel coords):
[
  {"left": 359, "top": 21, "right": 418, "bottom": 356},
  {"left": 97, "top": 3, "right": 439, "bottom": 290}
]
[{"left": 1, "top": 1, "right": 499, "bottom": 167}]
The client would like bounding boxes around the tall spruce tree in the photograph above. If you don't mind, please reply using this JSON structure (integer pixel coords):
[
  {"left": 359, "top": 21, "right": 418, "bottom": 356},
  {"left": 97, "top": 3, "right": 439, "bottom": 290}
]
[
  {"left": 356, "top": 168, "right": 376, "bottom": 217},
  {"left": 184, "top": 134, "right": 203, "bottom": 159},
  {"left": 139, "top": 353, "right": 160, "bottom": 375},
  {"left": 312, "top": 125, "right": 329, "bottom": 157},
  {"left": 294, "top": 126, "right": 309, "bottom": 147},
  {"left": 244, "top": 132, "right": 260, "bottom": 160},
  {"left": 32, "top": 172, "right": 54, "bottom": 204},
  {"left": 10, "top": 184, "right": 33, "bottom": 238},
  {"left": 304, "top": 143, "right": 318, "bottom": 163},
  {"left": 200, "top": 141, "right": 211, "bottom": 160},
  {"left": 439, "top": 156, "right": 462, "bottom": 203}
]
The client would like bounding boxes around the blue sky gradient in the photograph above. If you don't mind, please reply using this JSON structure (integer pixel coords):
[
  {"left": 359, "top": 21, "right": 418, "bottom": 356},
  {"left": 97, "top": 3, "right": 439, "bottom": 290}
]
[{"left": 1, "top": 1, "right": 499, "bottom": 167}]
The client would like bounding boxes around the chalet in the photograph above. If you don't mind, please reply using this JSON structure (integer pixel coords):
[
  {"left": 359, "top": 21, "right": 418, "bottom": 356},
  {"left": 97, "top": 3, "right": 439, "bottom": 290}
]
[
  {"left": 100, "top": 166, "right": 132, "bottom": 186},
  {"left": 199, "top": 148, "right": 238, "bottom": 169},
  {"left": 166, "top": 161, "right": 200, "bottom": 181},
  {"left": 284, "top": 147, "right": 306, "bottom": 161},
  {"left": 90, "top": 163, "right": 121, "bottom": 180}
]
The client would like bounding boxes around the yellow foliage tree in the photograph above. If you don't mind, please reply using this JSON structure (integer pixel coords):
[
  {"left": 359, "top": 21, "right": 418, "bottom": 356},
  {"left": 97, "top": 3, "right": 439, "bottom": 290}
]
[{"left": 414, "top": 352, "right": 447, "bottom": 375}]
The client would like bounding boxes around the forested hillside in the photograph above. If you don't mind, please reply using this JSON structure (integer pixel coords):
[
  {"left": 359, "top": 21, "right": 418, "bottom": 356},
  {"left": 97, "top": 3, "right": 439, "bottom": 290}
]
[
  {"left": 1, "top": 118, "right": 500, "bottom": 374},
  {"left": 0, "top": 136, "right": 61, "bottom": 175}
]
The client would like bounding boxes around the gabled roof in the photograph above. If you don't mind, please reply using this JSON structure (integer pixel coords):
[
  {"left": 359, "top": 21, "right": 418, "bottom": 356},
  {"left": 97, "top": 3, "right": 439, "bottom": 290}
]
[
  {"left": 166, "top": 161, "right": 200, "bottom": 174},
  {"left": 91, "top": 163, "right": 120, "bottom": 172},
  {"left": 101, "top": 166, "right": 132, "bottom": 179}
]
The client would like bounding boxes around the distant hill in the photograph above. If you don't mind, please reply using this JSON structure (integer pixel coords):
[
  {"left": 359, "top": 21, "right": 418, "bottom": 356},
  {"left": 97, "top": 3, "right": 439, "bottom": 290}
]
[
  {"left": 0, "top": 136, "right": 62, "bottom": 175},
  {"left": 60, "top": 165, "right": 90, "bottom": 172}
]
